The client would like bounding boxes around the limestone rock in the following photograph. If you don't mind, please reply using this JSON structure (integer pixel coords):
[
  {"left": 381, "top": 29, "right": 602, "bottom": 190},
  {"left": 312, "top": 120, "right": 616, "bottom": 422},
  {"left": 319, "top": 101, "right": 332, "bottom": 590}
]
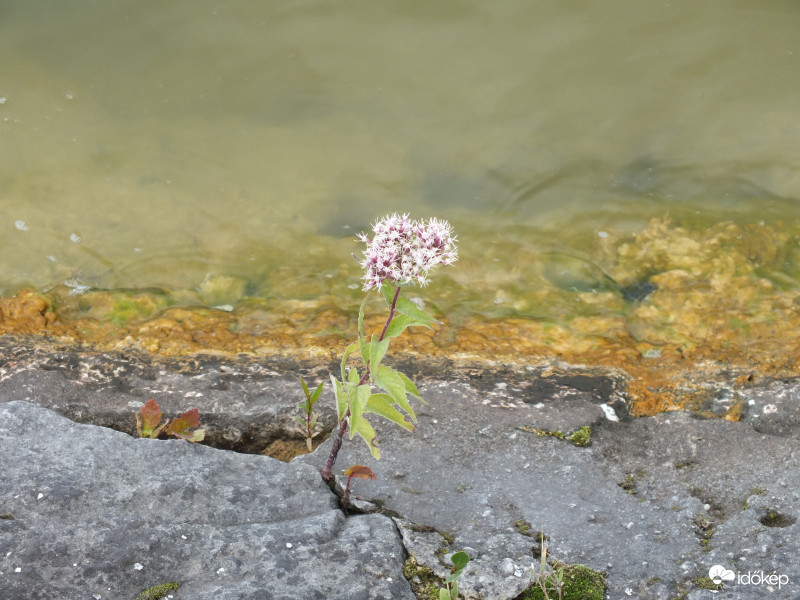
[{"left": 0, "top": 401, "right": 413, "bottom": 600}]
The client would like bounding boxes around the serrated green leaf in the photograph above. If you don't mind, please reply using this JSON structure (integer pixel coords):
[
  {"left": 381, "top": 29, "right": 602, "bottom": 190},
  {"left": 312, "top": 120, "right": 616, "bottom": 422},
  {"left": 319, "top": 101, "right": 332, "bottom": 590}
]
[
  {"left": 331, "top": 375, "right": 347, "bottom": 421},
  {"left": 397, "top": 371, "right": 424, "bottom": 402},
  {"left": 395, "top": 296, "right": 442, "bottom": 326},
  {"left": 348, "top": 384, "right": 370, "bottom": 440},
  {"left": 376, "top": 366, "right": 417, "bottom": 422},
  {"left": 348, "top": 366, "right": 360, "bottom": 385},
  {"left": 369, "top": 335, "right": 390, "bottom": 380},
  {"left": 340, "top": 341, "right": 359, "bottom": 383},
  {"left": 353, "top": 417, "right": 380, "bottom": 459},
  {"left": 365, "top": 393, "right": 414, "bottom": 432}
]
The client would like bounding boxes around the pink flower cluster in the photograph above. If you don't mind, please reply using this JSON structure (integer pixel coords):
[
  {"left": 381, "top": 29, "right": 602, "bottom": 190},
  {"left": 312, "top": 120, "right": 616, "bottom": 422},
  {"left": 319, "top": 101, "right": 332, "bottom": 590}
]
[{"left": 358, "top": 213, "right": 458, "bottom": 291}]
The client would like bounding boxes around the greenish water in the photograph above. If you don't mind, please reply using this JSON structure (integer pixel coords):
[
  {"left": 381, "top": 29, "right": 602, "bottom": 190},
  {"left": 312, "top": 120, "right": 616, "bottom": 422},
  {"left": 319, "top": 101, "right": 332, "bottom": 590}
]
[{"left": 2, "top": 0, "right": 800, "bottom": 324}]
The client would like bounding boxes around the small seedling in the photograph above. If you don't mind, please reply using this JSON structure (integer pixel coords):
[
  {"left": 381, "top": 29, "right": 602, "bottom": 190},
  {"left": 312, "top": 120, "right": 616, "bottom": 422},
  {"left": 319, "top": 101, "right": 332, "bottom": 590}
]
[
  {"left": 440, "top": 550, "right": 470, "bottom": 600},
  {"left": 136, "top": 398, "right": 169, "bottom": 439},
  {"left": 530, "top": 533, "right": 564, "bottom": 600},
  {"left": 165, "top": 408, "right": 206, "bottom": 442},
  {"left": 136, "top": 399, "right": 206, "bottom": 442},
  {"left": 296, "top": 376, "right": 324, "bottom": 451},
  {"left": 342, "top": 464, "right": 377, "bottom": 507}
]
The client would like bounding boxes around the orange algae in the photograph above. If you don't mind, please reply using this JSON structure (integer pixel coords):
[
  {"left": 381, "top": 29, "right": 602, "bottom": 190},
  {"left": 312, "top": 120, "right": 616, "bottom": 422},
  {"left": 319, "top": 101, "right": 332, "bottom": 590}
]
[{"left": 2, "top": 216, "right": 800, "bottom": 418}]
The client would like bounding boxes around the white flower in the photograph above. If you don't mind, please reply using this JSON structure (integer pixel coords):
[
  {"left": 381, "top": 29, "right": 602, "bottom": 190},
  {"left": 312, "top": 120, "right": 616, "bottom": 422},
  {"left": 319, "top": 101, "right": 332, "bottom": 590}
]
[{"left": 358, "top": 213, "right": 458, "bottom": 291}]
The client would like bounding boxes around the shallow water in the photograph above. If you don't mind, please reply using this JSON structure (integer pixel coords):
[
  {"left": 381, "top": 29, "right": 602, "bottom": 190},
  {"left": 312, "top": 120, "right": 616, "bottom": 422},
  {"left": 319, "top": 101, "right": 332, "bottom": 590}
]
[{"left": 3, "top": 1, "right": 800, "bottom": 409}]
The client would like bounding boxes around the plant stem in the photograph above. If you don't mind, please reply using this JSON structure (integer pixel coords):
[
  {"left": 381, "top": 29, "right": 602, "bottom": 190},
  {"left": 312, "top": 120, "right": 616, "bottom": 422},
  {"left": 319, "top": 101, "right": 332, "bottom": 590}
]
[{"left": 320, "top": 285, "right": 401, "bottom": 484}]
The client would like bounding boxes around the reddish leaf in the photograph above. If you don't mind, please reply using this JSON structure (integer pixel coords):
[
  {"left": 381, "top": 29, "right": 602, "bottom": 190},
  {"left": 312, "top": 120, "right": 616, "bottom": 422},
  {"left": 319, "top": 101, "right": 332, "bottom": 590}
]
[
  {"left": 344, "top": 465, "right": 377, "bottom": 482},
  {"left": 166, "top": 408, "right": 206, "bottom": 442},
  {"left": 137, "top": 398, "right": 166, "bottom": 438}
]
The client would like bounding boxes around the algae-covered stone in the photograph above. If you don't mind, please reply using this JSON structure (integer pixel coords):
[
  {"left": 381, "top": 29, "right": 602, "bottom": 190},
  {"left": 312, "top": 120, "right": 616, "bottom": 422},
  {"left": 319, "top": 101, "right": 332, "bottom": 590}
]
[{"left": 198, "top": 273, "right": 248, "bottom": 307}]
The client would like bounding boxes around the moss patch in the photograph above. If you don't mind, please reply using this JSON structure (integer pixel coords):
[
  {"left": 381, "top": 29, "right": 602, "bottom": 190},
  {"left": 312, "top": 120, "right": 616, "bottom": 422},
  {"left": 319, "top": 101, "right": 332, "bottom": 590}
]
[
  {"left": 519, "top": 563, "right": 606, "bottom": 600},
  {"left": 402, "top": 555, "right": 442, "bottom": 600},
  {"left": 136, "top": 582, "right": 179, "bottom": 600}
]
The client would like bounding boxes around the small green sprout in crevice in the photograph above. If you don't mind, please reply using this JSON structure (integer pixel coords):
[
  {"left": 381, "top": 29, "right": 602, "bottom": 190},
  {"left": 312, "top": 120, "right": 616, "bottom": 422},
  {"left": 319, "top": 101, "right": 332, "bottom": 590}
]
[
  {"left": 517, "top": 531, "right": 606, "bottom": 600},
  {"left": 136, "top": 582, "right": 179, "bottom": 600},
  {"left": 439, "top": 551, "right": 470, "bottom": 600},
  {"left": 296, "top": 376, "right": 324, "bottom": 452}
]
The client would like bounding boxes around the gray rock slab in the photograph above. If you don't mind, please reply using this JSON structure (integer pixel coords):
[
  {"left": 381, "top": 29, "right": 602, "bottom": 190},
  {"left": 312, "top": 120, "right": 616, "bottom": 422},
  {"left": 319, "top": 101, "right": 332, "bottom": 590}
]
[
  {"left": 317, "top": 381, "right": 800, "bottom": 600},
  {"left": 2, "top": 341, "right": 799, "bottom": 599},
  {"left": 0, "top": 401, "right": 414, "bottom": 600}
]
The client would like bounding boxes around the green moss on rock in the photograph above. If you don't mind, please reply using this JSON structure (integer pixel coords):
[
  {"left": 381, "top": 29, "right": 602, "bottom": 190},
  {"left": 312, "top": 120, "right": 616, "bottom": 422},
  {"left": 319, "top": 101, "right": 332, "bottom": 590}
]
[
  {"left": 136, "top": 582, "right": 179, "bottom": 600},
  {"left": 521, "top": 564, "right": 606, "bottom": 600}
]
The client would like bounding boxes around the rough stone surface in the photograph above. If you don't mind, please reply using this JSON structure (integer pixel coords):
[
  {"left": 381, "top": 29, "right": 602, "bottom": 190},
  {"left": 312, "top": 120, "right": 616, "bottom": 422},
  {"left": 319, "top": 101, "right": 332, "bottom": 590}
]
[
  {"left": 1, "top": 342, "right": 799, "bottom": 599},
  {"left": 0, "top": 401, "right": 413, "bottom": 600},
  {"left": 310, "top": 383, "right": 800, "bottom": 600}
]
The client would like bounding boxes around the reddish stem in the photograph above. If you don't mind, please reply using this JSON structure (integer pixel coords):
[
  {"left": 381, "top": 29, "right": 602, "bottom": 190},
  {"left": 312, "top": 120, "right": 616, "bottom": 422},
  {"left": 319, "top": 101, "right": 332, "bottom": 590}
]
[{"left": 320, "top": 285, "right": 401, "bottom": 483}]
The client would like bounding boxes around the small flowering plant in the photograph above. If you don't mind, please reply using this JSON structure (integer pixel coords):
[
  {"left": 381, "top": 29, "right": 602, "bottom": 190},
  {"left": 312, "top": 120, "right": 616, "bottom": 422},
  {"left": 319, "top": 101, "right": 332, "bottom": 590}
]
[{"left": 311, "top": 213, "right": 457, "bottom": 485}]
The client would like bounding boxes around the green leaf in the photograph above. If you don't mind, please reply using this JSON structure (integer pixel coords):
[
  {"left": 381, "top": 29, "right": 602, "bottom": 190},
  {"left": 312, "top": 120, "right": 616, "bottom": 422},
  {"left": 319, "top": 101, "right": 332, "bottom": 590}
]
[
  {"left": 451, "top": 551, "right": 470, "bottom": 570},
  {"left": 348, "top": 384, "right": 370, "bottom": 440},
  {"left": 395, "top": 296, "right": 441, "bottom": 326},
  {"left": 380, "top": 284, "right": 399, "bottom": 307},
  {"left": 376, "top": 366, "right": 417, "bottom": 422},
  {"left": 366, "top": 394, "right": 414, "bottom": 432},
  {"left": 353, "top": 417, "right": 380, "bottom": 459},
  {"left": 383, "top": 314, "right": 416, "bottom": 339},
  {"left": 331, "top": 375, "right": 347, "bottom": 421},
  {"left": 439, "top": 589, "right": 450, "bottom": 600},
  {"left": 340, "top": 341, "right": 359, "bottom": 383},
  {"left": 359, "top": 336, "right": 370, "bottom": 367},
  {"left": 369, "top": 335, "right": 390, "bottom": 380},
  {"left": 310, "top": 380, "right": 324, "bottom": 404},
  {"left": 397, "top": 371, "right": 424, "bottom": 402},
  {"left": 300, "top": 377, "right": 323, "bottom": 410},
  {"left": 357, "top": 293, "right": 370, "bottom": 339},
  {"left": 165, "top": 408, "right": 206, "bottom": 442}
]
